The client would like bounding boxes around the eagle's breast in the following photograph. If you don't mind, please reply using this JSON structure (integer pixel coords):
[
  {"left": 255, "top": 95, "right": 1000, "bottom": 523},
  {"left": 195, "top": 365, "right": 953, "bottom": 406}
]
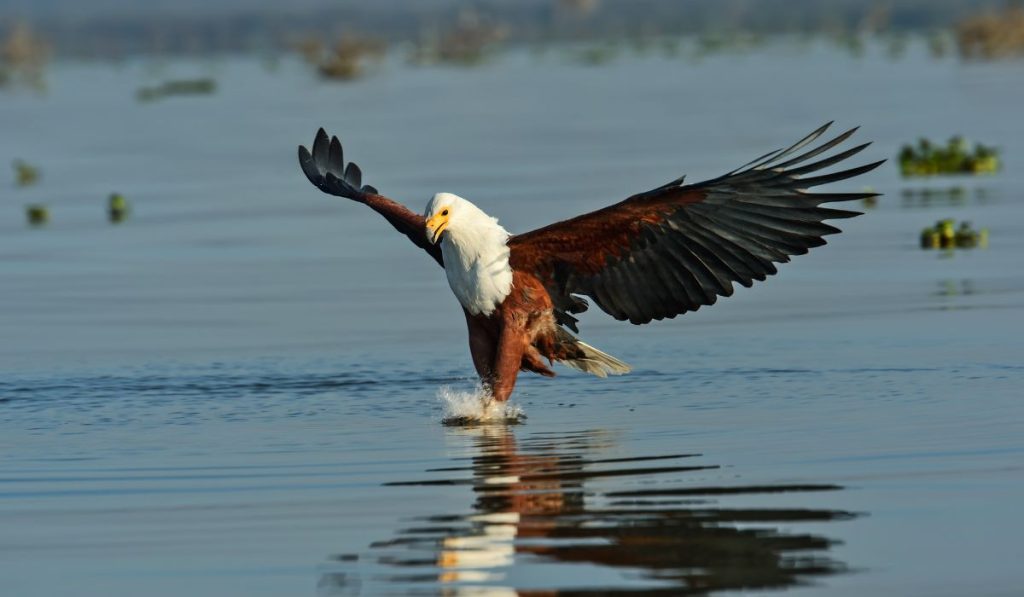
[{"left": 439, "top": 219, "right": 514, "bottom": 317}]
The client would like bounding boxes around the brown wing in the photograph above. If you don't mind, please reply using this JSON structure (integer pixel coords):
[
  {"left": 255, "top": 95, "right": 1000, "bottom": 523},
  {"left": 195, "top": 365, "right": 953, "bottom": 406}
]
[
  {"left": 508, "top": 123, "right": 883, "bottom": 330},
  {"left": 298, "top": 128, "right": 443, "bottom": 267}
]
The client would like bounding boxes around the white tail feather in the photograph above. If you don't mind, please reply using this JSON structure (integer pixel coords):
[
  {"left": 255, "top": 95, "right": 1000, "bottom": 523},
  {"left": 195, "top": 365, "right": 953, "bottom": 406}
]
[{"left": 561, "top": 340, "right": 631, "bottom": 378}]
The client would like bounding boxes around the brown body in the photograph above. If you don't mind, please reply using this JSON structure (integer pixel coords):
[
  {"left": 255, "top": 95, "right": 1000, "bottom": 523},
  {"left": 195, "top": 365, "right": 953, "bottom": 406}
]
[{"left": 464, "top": 271, "right": 571, "bottom": 402}]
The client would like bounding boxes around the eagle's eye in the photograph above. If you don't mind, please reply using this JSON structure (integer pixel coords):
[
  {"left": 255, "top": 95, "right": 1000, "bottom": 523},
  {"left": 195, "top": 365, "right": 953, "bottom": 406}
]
[{"left": 441, "top": 209, "right": 449, "bottom": 216}]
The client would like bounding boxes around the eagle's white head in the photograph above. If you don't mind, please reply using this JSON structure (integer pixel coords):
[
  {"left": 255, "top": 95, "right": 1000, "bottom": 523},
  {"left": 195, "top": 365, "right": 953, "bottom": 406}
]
[
  {"left": 424, "top": 192, "right": 489, "bottom": 245},
  {"left": 423, "top": 192, "right": 513, "bottom": 316}
]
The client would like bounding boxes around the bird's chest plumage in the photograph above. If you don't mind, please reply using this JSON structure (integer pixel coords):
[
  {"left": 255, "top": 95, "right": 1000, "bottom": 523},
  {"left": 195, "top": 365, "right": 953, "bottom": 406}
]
[{"left": 440, "top": 234, "right": 513, "bottom": 317}]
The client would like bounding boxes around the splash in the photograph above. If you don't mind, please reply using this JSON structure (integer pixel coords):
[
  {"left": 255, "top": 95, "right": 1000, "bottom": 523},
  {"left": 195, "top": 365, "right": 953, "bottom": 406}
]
[{"left": 437, "top": 385, "right": 525, "bottom": 425}]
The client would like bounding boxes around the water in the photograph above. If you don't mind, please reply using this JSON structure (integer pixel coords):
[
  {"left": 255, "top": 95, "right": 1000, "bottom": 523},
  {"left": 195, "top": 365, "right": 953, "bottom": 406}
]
[{"left": 2, "top": 41, "right": 1023, "bottom": 595}]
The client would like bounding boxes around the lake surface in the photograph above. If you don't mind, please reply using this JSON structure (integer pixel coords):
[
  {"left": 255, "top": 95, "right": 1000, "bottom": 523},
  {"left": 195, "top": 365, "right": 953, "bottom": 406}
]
[{"left": 2, "top": 41, "right": 1023, "bottom": 595}]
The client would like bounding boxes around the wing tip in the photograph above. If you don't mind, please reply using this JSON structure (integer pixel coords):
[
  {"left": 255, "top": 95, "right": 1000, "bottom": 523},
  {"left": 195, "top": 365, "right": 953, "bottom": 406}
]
[
  {"left": 298, "top": 144, "right": 324, "bottom": 188},
  {"left": 864, "top": 158, "right": 887, "bottom": 172},
  {"left": 300, "top": 127, "right": 375, "bottom": 200}
]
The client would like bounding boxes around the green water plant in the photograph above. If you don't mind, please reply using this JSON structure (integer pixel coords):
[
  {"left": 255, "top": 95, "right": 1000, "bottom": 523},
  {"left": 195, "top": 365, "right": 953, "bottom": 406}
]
[
  {"left": 13, "top": 159, "right": 39, "bottom": 186},
  {"left": 25, "top": 204, "right": 48, "bottom": 226},
  {"left": 108, "top": 192, "right": 129, "bottom": 223},
  {"left": 899, "top": 136, "right": 1000, "bottom": 177},
  {"left": 920, "top": 219, "right": 988, "bottom": 250},
  {"left": 137, "top": 78, "right": 216, "bottom": 102}
]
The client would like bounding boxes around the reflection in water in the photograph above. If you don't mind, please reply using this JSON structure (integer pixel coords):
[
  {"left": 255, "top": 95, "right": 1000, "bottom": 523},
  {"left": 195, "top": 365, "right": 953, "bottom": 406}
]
[
  {"left": 900, "top": 186, "right": 996, "bottom": 208},
  {"left": 936, "top": 279, "right": 977, "bottom": 297},
  {"left": 320, "top": 428, "right": 858, "bottom": 595}
]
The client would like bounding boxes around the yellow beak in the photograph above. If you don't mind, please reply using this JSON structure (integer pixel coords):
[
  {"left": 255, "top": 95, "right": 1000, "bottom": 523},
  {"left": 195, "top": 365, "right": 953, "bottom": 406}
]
[{"left": 425, "top": 213, "right": 449, "bottom": 245}]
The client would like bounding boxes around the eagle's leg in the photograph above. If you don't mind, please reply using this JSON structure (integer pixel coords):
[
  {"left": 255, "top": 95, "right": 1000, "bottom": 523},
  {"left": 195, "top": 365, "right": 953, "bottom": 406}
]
[
  {"left": 465, "top": 309, "right": 498, "bottom": 396},
  {"left": 491, "top": 317, "right": 528, "bottom": 402}
]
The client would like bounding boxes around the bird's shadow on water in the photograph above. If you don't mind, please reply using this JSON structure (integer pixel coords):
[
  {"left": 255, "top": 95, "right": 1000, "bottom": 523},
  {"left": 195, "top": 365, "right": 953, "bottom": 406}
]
[{"left": 318, "top": 427, "right": 861, "bottom": 596}]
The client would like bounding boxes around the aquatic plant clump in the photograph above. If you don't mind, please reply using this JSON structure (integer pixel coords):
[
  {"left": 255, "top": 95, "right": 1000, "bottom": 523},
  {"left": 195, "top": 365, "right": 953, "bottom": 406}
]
[
  {"left": 898, "top": 137, "right": 1000, "bottom": 177},
  {"left": 25, "top": 204, "right": 48, "bottom": 227},
  {"left": 292, "top": 34, "right": 387, "bottom": 81},
  {"left": 13, "top": 159, "right": 39, "bottom": 187},
  {"left": 320, "top": 37, "right": 387, "bottom": 81},
  {"left": 957, "top": 6, "right": 1024, "bottom": 59},
  {"left": 108, "top": 193, "right": 129, "bottom": 223},
  {"left": 919, "top": 219, "right": 988, "bottom": 250},
  {"left": 137, "top": 78, "right": 216, "bottom": 102}
]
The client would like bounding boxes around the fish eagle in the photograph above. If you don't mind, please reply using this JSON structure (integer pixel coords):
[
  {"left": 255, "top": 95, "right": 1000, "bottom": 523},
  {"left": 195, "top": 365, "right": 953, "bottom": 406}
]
[{"left": 298, "top": 123, "right": 881, "bottom": 403}]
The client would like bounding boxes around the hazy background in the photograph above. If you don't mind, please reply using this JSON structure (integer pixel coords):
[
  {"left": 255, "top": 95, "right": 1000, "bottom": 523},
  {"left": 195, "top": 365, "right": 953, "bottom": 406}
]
[
  {"left": 0, "top": 0, "right": 1011, "bottom": 55},
  {"left": 2, "top": 1, "right": 1023, "bottom": 596}
]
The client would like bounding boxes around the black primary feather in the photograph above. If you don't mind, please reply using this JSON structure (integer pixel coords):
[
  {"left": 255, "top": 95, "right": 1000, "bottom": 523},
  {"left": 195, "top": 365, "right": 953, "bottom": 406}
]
[
  {"left": 519, "top": 122, "right": 885, "bottom": 327},
  {"left": 298, "top": 129, "right": 378, "bottom": 199},
  {"left": 298, "top": 128, "right": 444, "bottom": 267}
]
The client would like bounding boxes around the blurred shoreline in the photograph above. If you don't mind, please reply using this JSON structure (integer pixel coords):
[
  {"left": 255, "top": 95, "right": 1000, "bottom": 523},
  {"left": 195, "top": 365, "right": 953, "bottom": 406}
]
[{"left": 0, "top": 0, "right": 1009, "bottom": 60}]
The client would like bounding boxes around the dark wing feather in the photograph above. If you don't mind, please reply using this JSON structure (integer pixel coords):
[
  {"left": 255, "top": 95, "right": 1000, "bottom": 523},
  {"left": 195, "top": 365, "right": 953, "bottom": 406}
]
[
  {"left": 508, "top": 123, "right": 882, "bottom": 329},
  {"left": 298, "top": 129, "right": 442, "bottom": 267}
]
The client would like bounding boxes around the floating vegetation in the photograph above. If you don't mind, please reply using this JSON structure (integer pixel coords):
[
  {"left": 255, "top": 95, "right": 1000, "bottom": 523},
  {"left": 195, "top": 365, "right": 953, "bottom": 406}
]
[
  {"left": 898, "top": 137, "right": 1000, "bottom": 177},
  {"left": 294, "top": 34, "right": 386, "bottom": 80},
  {"left": 411, "top": 12, "right": 508, "bottom": 66},
  {"left": 319, "top": 37, "right": 386, "bottom": 80},
  {"left": 136, "top": 78, "right": 216, "bottom": 102},
  {"left": 0, "top": 22, "right": 49, "bottom": 92},
  {"left": 920, "top": 219, "right": 988, "bottom": 250},
  {"left": 571, "top": 41, "right": 622, "bottom": 66},
  {"left": 13, "top": 159, "right": 39, "bottom": 187},
  {"left": 108, "top": 192, "right": 129, "bottom": 223},
  {"left": 957, "top": 5, "right": 1024, "bottom": 59},
  {"left": 25, "top": 204, "right": 49, "bottom": 227}
]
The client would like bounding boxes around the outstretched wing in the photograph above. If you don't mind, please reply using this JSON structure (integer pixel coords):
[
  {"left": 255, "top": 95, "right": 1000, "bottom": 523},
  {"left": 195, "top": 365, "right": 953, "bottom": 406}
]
[
  {"left": 508, "top": 123, "right": 883, "bottom": 330},
  {"left": 298, "top": 129, "right": 443, "bottom": 267}
]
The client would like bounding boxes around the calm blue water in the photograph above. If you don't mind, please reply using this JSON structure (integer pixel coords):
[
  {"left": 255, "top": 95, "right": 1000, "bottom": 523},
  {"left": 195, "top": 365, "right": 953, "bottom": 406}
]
[{"left": 2, "top": 40, "right": 1023, "bottom": 595}]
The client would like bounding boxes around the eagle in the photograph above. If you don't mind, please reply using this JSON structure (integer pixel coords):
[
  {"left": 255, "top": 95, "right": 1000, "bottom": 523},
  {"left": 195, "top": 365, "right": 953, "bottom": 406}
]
[{"left": 298, "top": 123, "right": 881, "bottom": 403}]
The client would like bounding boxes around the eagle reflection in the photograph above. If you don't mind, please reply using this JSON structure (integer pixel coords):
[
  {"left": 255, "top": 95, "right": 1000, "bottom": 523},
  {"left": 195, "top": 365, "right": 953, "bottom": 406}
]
[{"left": 321, "top": 428, "right": 858, "bottom": 595}]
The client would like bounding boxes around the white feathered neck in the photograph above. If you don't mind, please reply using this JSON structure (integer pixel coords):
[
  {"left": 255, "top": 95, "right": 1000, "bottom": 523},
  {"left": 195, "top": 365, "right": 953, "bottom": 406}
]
[{"left": 427, "top": 193, "right": 513, "bottom": 316}]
